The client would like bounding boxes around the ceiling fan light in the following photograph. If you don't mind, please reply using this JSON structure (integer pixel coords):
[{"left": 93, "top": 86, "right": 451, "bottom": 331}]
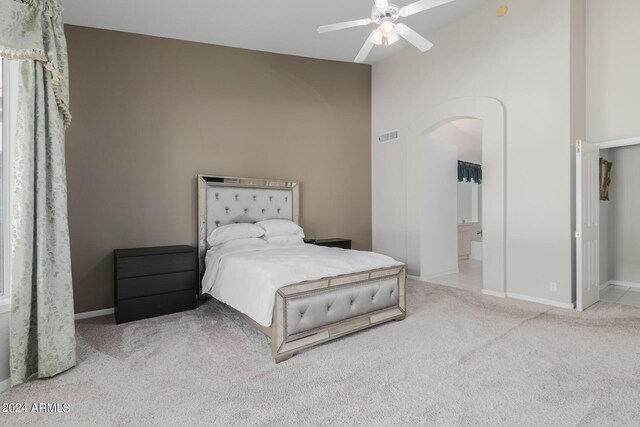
[
  {"left": 386, "top": 33, "right": 400, "bottom": 45},
  {"left": 381, "top": 21, "right": 396, "bottom": 37},
  {"left": 370, "top": 28, "right": 384, "bottom": 45}
]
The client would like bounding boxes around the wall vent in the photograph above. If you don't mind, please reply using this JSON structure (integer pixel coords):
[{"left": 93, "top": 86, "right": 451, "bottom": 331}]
[{"left": 378, "top": 130, "right": 399, "bottom": 144}]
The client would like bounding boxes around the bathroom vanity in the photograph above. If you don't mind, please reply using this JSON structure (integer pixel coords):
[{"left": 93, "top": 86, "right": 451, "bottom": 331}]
[{"left": 458, "top": 223, "right": 474, "bottom": 260}]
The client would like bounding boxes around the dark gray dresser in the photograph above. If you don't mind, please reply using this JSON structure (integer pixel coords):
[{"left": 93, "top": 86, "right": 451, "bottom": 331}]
[{"left": 114, "top": 245, "right": 197, "bottom": 324}]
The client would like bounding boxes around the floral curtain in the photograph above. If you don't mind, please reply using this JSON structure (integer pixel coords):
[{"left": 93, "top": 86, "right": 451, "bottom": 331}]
[
  {"left": 0, "top": 0, "right": 75, "bottom": 384},
  {"left": 458, "top": 161, "right": 482, "bottom": 184}
]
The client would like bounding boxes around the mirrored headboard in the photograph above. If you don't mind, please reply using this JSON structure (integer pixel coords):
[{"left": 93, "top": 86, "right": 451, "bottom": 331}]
[{"left": 197, "top": 174, "right": 300, "bottom": 275}]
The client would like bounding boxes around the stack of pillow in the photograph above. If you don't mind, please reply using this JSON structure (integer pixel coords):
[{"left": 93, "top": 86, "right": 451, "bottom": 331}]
[
  {"left": 256, "top": 219, "right": 305, "bottom": 245},
  {"left": 206, "top": 223, "right": 267, "bottom": 249},
  {"left": 207, "top": 219, "right": 305, "bottom": 250}
]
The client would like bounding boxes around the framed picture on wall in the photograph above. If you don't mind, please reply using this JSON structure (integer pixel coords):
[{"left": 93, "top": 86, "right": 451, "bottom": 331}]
[{"left": 600, "top": 158, "right": 613, "bottom": 201}]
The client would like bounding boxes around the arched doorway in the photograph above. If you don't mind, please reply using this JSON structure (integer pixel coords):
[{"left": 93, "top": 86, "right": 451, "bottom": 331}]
[
  {"left": 405, "top": 97, "right": 506, "bottom": 296},
  {"left": 420, "top": 118, "right": 484, "bottom": 291}
]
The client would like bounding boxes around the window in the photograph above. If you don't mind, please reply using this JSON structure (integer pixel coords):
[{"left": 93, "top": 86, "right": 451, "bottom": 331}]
[
  {"left": 0, "top": 57, "right": 9, "bottom": 302},
  {"left": 0, "top": 58, "right": 15, "bottom": 303},
  {"left": 0, "top": 58, "right": 4, "bottom": 298}
]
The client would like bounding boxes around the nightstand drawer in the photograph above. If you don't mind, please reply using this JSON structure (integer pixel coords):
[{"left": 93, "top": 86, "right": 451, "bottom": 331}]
[
  {"left": 116, "top": 290, "right": 195, "bottom": 324},
  {"left": 116, "top": 251, "right": 195, "bottom": 279},
  {"left": 117, "top": 270, "right": 196, "bottom": 300}
]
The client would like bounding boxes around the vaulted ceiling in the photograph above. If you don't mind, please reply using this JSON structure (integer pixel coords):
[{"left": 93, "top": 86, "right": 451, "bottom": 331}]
[{"left": 60, "top": 0, "right": 488, "bottom": 64}]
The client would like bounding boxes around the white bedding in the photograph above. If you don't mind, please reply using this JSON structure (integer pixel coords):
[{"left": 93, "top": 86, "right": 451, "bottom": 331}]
[{"left": 202, "top": 243, "right": 403, "bottom": 326}]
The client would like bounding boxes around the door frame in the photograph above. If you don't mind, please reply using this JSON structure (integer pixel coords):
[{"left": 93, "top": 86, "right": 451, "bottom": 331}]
[
  {"left": 576, "top": 136, "right": 640, "bottom": 310},
  {"left": 405, "top": 97, "right": 506, "bottom": 297},
  {"left": 595, "top": 136, "right": 640, "bottom": 150}
]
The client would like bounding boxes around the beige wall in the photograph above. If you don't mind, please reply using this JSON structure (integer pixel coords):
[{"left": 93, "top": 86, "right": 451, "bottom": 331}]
[{"left": 65, "top": 26, "right": 372, "bottom": 313}]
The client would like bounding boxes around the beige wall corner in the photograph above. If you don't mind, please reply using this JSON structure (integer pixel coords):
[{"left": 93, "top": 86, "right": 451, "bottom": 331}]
[{"left": 64, "top": 26, "right": 372, "bottom": 313}]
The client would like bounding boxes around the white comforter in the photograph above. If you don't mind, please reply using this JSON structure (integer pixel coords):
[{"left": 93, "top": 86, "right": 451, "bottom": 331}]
[{"left": 202, "top": 243, "right": 403, "bottom": 326}]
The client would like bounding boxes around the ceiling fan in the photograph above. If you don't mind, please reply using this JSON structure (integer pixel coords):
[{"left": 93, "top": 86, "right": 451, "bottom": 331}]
[{"left": 317, "top": 0, "right": 455, "bottom": 63}]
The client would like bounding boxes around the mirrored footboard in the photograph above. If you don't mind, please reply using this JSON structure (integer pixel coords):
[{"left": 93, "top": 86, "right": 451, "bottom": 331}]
[{"left": 272, "top": 266, "right": 406, "bottom": 363}]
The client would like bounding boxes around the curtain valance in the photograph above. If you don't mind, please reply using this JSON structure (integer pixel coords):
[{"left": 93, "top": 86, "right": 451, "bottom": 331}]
[
  {"left": 0, "top": 0, "right": 71, "bottom": 127},
  {"left": 458, "top": 161, "right": 482, "bottom": 184}
]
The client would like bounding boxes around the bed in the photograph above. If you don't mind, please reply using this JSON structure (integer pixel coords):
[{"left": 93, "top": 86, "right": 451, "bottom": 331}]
[{"left": 198, "top": 175, "right": 406, "bottom": 362}]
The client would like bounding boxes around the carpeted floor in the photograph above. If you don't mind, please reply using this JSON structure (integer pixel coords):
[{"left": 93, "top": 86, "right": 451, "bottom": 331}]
[{"left": 2, "top": 280, "right": 640, "bottom": 426}]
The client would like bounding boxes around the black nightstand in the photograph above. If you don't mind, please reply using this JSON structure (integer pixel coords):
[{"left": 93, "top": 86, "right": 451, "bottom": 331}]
[
  {"left": 304, "top": 238, "right": 352, "bottom": 250},
  {"left": 114, "top": 245, "right": 197, "bottom": 324}
]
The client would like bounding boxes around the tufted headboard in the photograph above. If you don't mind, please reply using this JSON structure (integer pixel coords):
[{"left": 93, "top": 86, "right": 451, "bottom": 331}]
[{"left": 197, "top": 174, "right": 300, "bottom": 275}]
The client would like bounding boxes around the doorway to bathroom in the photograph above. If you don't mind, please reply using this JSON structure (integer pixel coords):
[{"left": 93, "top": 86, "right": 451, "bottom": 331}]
[
  {"left": 423, "top": 118, "right": 484, "bottom": 292},
  {"left": 406, "top": 97, "right": 505, "bottom": 296}
]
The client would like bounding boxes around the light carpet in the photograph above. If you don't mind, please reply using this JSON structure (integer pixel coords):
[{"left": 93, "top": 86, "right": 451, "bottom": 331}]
[{"left": 2, "top": 280, "right": 640, "bottom": 426}]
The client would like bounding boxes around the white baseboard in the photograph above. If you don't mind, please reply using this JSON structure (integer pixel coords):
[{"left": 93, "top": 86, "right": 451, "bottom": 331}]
[
  {"left": 410, "top": 269, "right": 460, "bottom": 282},
  {"left": 609, "top": 280, "right": 640, "bottom": 289},
  {"left": 407, "top": 274, "right": 421, "bottom": 281},
  {"left": 413, "top": 277, "right": 574, "bottom": 310},
  {"left": 600, "top": 280, "right": 612, "bottom": 290},
  {"left": 506, "top": 292, "right": 574, "bottom": 309},
  {"left": 0, "top": 377, "right": 11, "bottom": 394},
  {"left": 74, "top": 308, "right": 114, "bottom": 320},
  {"left": 481, "top": 289, "right": 506, "bottom": 298}
]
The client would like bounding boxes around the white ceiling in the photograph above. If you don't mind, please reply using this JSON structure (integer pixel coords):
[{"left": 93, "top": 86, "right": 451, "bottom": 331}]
[
  {"left": 59, "top": 0, "right": 488, "bottom": 64},
  {"left": 451, "top": 118, "right": 483, "bottom": 140},
  {"left": 451, "top": 119, "right": 482, "bottom": 164},
  {"left": 429, "top": 118, "right": 482, "bottom": 164}
]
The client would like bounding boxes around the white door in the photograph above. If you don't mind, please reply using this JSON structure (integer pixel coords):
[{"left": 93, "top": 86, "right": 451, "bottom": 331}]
[{"left": 576, "top": 140, "right": 600, "bottom": 311}]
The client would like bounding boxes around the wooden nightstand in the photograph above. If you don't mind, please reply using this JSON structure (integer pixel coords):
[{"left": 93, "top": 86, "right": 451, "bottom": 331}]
[
  {"left": 304, "top": 238, "right": 352, "bottom": 250},
  {"left": 114, "top": 245, "right": 197, "bottom": 324}
]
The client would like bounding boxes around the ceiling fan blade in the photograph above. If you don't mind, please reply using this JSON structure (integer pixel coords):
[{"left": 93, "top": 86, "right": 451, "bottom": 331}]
[
  {"left": 354, "top": 31, "right": 377, "bottom": 63},
  {"left": 395, "top": 23, "right": 433, "bottom": 52},
  {"left": 374, "top": 0, "right": 389, "bottom": 8},
  {"left": 400, "top": 0, "right": 456, "bottom": 17},
  {"left": 317, "top": 18, "right": 372, "bottom": 33}
]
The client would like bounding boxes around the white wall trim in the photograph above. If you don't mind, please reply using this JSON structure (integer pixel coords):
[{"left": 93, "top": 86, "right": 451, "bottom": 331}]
[
  {"left": 599, "top": 280, "right": 640, "bottom": 290},
  {"left": 0, "top": 377, "right": 11, "bottom": 394},
  {"left": 0, "top": 300, "right": 10, "bottom": 315},
  {"left": 506, "top": 292, "right": 575, "bottom": 310},
  {"left": 594, "top": 136, "right": 640, "bottom": 149},
  {"left": 407, "top": 269, "right": 460, "bottom": 282},
  {"left": 599, "top": 280, "right": 611, "bottom": 290},
  {"left": 609, "top": 280, "right": 640, "bottom": 289},
  {"left": 74, "top": 308, "right": 114, "bottom": 320},
  {"left": 482, "top": 289, "right": 506, "bottom": 298},
  {"left": 416, "top": 269, "right": 460, "bottom": 282}
]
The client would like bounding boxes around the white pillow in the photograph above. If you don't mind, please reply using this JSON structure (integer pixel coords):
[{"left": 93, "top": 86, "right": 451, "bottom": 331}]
[
  {"left": 207, "top": 223, "right": 265, "bottom": 247},
  {"left": 256, "top": 219, "right": 304, "bottom": 237},
  {"left": 213, "top": 237, "right": 268, "bottom": 250},
  {"left": 262, "top": 235, "right": 305, "bottom": 245}
]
